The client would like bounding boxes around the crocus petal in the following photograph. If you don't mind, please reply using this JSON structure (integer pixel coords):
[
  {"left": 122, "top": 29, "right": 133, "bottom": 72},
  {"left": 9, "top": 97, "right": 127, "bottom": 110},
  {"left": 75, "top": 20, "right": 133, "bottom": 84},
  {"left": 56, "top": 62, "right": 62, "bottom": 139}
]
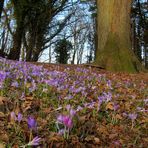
[
  {"left": 57, "top": 115, "right": 64, "bottom": 123},
  {"left": 10, "top": 112, "right": 17, "bottom": 121},
  {"left": 70, "top": 109, "right": 76, "bottom": 117},
  {"left": 17, "top": 113, "right": 23, "bottom": 122}
]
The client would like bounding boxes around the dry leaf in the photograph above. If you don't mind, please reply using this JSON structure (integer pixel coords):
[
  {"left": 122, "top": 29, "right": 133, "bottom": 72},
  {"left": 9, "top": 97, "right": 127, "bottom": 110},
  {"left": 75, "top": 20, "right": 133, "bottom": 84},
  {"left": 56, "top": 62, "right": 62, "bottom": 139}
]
[
  {"left": 22, "top": 97, "right": 33, "bottom": 111},
  {"left": 43, "top": 108, "right": 52, "bottom": 114},
  {"left": 94, "top": 137, "right": 100, "bottom": 144},
  {"left": 0, "top": 133, "right": 9, "bottom": 143},
  {"left": 12, "top": 144, "right": 19, "bottom": 148},
  {"left": 85, "top": 135, "right": 94, "bottom": 142},
  {"left": 0, "top": 97, "right": 6, "bottom": 113},
  {"left": 0, "top": 112, "right": 5, "bottom": 118},
  {"left": 140, "top": 117, "right": 148, "bottom": 123},
  {"left": 109, "top": 133, "right": 118, "bottom": 139},
  {"left": 143, "top": 137, "right": 148, "bottom": 142},
  {"left": 0, "top": 143, "right": 5, "bottom": 148},
  {"left": 106, "top": 102, "right": 114, "bottom": 110},
  {"left": 0, "top": 96, "right": 5, "bottom": 105},
  {"left": 26, "top": 83, "right": 31, "bottom": 88},
  {"left": 49, "top": 136, "right": 62, "bottom": 142},
  {"left": 97, "top": 125, "right": 109, "bottom": 136},
  {"left": 79, "top": 115, "right": 86, "bottom": 123},
  {"left": 115, "top": 114, "right": 122, "bottom": 120}
]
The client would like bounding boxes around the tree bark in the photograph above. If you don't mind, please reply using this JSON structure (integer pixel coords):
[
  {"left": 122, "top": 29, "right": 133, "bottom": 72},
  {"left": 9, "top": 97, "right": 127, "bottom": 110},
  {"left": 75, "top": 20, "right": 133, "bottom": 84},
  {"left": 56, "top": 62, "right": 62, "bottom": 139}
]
[
  {"left": 8, "top": 21, "right": 24, "bottom": 60},
  {"left": 95, "top": 0, "right": 142, "bottom": 72},
  {"left": 8, "top": 0, "right": 25, "bottom": 60}
]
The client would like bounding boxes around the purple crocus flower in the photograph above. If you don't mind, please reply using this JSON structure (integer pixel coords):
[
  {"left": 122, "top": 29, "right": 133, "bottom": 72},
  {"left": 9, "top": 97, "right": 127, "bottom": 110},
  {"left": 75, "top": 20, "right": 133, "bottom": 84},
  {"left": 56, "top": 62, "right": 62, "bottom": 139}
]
[
  {"left": 76, "top": 105, "right": 83, "bottom": 112},
  {"left": 66, "top": 105, "right": 71, "bottom": 111},
  {"left": 10, "top": 112, "right": 17, "bottom": 121},
  {"left": 69, "top": 109, "right": 76, "bottom": 117},
  {"left": 57, "top": 115, "right": 64, "bottom": 123},
  {"left": 27, "top": 117, "right": 37, "bottom": 130},
  {"left": 98, "top": 96, "right": 104, "bottom": 104},
  {"left": 57, "top": 115, "right": 73, "bottom": 128},
  {"left": 58, "top": 129, "right": 65, "bottom": 135},
  {"left": 10, "top": 112, "right": 23, "bottom": 122},
  {"left": 11, "top": 81, "right": 19, "bottom": 87},
  {"left": 20, "top": 92, "right": 26, "bottom": 100},
  {"left": 128, "top": 113, "right": 137, "bottom": 120},
  {"left": 113, "top": 140, "right": 121, "bottom": 146},
  {"left": 27, "top": 136, "right": 41, "bottom": 146},
  {"left": 66, "top": 94, "right": 73, "bottom": 100},
  {"left": 63, "top": 115, "right": 73, "bottom": 128},
  {"left": 113, "top": 103, "right": 119, "bottom": 111},
  {"left": 65, "top": 105, "right": 76, "bottom": 117},
  {"left": 107, "top": 80, "right": 112, "bottom": 89},
  {"left": 122, "top": 112, "right": 128, "bottom": 117}
]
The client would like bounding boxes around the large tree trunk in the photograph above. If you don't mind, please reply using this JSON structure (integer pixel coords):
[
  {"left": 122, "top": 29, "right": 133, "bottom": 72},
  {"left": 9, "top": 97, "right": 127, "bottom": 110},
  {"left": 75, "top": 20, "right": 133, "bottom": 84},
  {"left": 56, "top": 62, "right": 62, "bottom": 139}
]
[
  {"left": 8, "top": 0, "right": 25, "bottom": 60},
  {"left": 95, "top": 0, "right": 142, "bottom": 72}
]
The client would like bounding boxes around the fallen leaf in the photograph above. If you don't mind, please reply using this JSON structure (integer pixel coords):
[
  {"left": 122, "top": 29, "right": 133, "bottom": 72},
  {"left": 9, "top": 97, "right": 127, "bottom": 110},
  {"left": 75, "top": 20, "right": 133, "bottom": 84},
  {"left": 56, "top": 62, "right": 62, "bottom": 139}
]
[
  {"left": 0, "top": 112, "right": 5, "bottom": 118},
  {"left": 79, "top": 115, "right": 86, "bottom": 123},
  {"left": 49, "top": 136, "right": 62, "bottom": 142},
  {"left": 0, "top": 96, "right": 5, "bottom": 105},
  {"left": 109, "top": 133, "right": 118, "bottom": 139},
  {"left": 0, "top": 143, "right": 5, "bottom": 148},
  {"left": 22, "top": 97, "right": 33, "bottom": 111},
  {"left": 106, "top": 102, "right": 114, "bottom": 110},
  {"left": 85, "top": 135, "right": 94, "bottom": 142},
  {"left": 0, "top": 133, "right": 9, "bottom": 143},
  {"left": 93, "top": 137, "right": 100, "bottom": 144},
  {"left": 0, "top": 97, "right": 6, "bottom": 113},
  {"left": 115, "top": 114, "right": 122, "bottom": 120},
  {"left": 143, "top": 137, "right": 148, "bottom": 143},
  {"left": 97, "top": 125, "right": 109, "bottom": 136},
  {"left": 140, "top": 117, "right": 148, "bottom": 123},
  {"left": 12, "top": 144, "right": 19, "bottom": 148}
]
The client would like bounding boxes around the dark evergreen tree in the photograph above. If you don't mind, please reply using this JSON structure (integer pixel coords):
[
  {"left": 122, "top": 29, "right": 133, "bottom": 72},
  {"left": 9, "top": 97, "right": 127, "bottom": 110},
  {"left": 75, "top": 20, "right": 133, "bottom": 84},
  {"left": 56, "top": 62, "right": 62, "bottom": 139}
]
[{"left": 54, "top": 38, "right": 72, "bottom": 64}]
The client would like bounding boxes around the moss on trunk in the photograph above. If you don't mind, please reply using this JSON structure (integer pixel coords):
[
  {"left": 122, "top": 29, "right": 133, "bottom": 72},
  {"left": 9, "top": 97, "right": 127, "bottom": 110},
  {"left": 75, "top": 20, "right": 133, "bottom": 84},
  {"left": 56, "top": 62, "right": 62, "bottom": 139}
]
[{"left": 95, "top": 34, "right": 142, "bottom": 72}]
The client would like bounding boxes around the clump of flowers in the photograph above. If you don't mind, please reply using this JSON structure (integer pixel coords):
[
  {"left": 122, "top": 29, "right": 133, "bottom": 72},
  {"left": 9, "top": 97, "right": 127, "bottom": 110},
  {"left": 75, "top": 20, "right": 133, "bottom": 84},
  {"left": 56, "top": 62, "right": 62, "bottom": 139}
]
[
  {"left": 10, "top": 112, "right": 23, "bottom": 123},
  {"left": 10, "top": 112, "right": 23, "bottom": 133},
  {"left": 56, "top": 105, "right": 76, "bottom": 139}
]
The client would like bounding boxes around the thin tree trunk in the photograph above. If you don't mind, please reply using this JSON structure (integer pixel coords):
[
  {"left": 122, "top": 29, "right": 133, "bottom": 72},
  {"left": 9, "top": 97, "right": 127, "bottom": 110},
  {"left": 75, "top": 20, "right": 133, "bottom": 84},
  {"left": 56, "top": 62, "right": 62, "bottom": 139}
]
[
  {"left": 0, "top": 0, "right": 4, "bottom": 21},
  {"left": 71, "top": 38, "right": 77, "bottom": 64},
  {"left": 94, "top": 0, "right": 98, "bottom": 60},
  {"left": 8, "top": 21, "right": 24, "bottom": 60},
  {"left": 31, "top": 34, "right": 44, "bottom": 62},
  {"left": 145, "top": 46, "right": 148, "bottom": 69},
  {"left": 26, "top": 31, "right": 36, "bottom": 61}
]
